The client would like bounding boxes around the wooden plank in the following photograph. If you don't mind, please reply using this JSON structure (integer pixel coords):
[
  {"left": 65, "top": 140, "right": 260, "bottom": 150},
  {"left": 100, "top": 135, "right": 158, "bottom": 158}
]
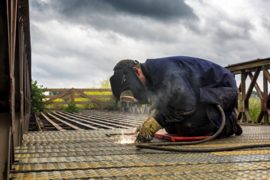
[
  {"left": 71, "top": 88, "right": 74, "bottom": 103},
  {"left": 40, "top": 112, "right": 66, "bottom": 131},
  {"left": 44, "top": 95, "right": 113, "bottom": 99},
  {"left": 44, "top": 95, "right": 71, "bottom": 99},
  {"left": 45, "top": 89, "right": 71, "bottom": 104},
  {"left": 74, "top": 88, "right": 112, "bottom": 92},
  {"left": 57, "top": 112, "right": 115, "bottom": 129},
  {"left": 74, "top": 90, "right": 101, "bottom": 104},
  {"left": 46, "top": 107, "right": 102, "bottom": 111},
  {"left": 44, "top": 88, "right": 112, "bottom": 92},
  {"left": 47, "top": 102, "right": 69, "bottom": 105},
  {"left": 47, "top": 113, "right": 83, "bottom": 131},
  {"left": 76, "top": 101, "right": 113, "bottom": 105},
  {"left": 78, "top": 95, "right": 113, "bottom": 99},
  {"left": 34, "top": 114, "right": 43, "bottom": 131},
  {"left": 53, "top": 112, "right": 99, "bottom": 130},
  {"left": 43, "top": 88, "right": 70, "bottom": 92},
  {"left": 48, "top": 101, "right": 112, "bottom": 105}
]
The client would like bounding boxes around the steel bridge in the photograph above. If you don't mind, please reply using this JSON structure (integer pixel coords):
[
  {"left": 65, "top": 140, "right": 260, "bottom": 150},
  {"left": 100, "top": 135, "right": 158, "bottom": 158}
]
[
  {"left": 1, "top": 0, "right": 270, "bottom": 179},
  {"left": 10, "top": 111, "right": 270, "bottom": 179},
  {"left": 226, "top": 58, "right": 270, "bottom": 124}
]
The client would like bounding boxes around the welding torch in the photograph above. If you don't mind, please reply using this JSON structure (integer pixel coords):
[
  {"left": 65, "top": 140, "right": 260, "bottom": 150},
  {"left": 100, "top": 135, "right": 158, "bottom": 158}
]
[{"left": 106, "top": 132, "right": 135, "bottom": 137}]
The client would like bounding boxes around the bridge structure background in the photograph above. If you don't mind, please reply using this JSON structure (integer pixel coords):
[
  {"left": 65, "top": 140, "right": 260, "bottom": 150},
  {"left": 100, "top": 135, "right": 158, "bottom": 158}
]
[{"left": 225, "top": 58, "right": 270, "bottom": 124}]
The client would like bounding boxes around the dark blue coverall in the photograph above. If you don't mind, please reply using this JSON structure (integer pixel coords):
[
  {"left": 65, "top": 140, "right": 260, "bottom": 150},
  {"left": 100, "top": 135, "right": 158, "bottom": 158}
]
[{"left": 140, "top": 56, "right": 238, "bottom": 137}]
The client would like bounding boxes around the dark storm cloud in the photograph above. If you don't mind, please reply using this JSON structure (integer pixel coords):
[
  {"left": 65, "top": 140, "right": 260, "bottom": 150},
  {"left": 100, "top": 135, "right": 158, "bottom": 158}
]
[
  {"left": 102, "top": 0, "right": 197, "bottom": 21},
  {"left": 29, "top": 0, "right": 199, "bottom": 43},
  {"left": 31, "top": 0, "right": 197, "bottom": 22}
]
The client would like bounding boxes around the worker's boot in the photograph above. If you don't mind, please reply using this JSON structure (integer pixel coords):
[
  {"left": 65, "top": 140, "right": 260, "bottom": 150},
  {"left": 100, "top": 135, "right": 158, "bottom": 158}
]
[{"left": 229, "top": 112, "right": 242, "bottom": 136}]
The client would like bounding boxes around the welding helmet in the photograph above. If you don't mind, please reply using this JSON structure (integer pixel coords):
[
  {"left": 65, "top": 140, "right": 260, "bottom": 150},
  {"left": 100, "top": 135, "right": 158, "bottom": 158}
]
[{"left": 110, "top": 60, "right": 149, "bottom": 104}]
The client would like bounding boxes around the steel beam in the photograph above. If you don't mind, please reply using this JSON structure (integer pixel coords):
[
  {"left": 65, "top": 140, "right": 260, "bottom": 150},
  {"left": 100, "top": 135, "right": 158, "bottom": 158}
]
[
  {"left": 226, "top": 58, "right": 270, "bottom": 72},
  {"left": 34, "top": 114, "right": 43, "bottom": 131}
]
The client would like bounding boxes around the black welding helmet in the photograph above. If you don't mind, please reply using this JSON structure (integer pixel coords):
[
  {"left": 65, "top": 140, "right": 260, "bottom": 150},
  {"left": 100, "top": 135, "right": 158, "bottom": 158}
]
[{"left": 110, "top": 60, "right": 149, "bottom": 104}]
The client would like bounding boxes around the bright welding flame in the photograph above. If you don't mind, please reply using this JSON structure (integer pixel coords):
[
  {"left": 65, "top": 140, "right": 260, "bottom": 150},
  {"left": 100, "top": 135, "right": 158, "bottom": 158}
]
[
  {"left": 118, "top": 129, "right": 135, "bottom": 144},
  {"left": 119, "top": 138, "right": 134, "bottom": 144}
]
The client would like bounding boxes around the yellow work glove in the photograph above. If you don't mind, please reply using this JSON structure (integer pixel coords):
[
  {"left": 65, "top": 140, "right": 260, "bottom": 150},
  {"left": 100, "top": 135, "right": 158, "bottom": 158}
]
[{"left": 134, "top": 109, "right": 162, "bottom": 143}]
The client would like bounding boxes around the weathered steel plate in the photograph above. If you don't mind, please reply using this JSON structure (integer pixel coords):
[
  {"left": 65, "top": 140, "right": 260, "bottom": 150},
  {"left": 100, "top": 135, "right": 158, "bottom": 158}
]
[{"left": 10, "top": 111, "right": 270, "bottom": 179}]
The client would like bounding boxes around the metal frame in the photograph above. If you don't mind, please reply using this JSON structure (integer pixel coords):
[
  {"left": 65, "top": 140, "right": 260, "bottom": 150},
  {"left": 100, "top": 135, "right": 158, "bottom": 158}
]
[
  {"left": 0, "top": 0, "right": 31, "bottom": 179},
  {"left": 225, "top": 58, "right": 270, "bottom": 124}
]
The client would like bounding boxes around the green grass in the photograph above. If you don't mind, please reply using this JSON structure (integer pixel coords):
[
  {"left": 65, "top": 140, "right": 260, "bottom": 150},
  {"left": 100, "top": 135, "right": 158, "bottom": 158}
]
[{"left": 249, "top": 97, "right": 261, "bottom": 122}]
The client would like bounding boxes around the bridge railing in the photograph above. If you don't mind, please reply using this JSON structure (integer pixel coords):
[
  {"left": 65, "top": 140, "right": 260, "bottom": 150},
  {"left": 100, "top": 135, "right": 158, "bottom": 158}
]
[
  {"left": 43, "top": 88, "right": 115, "bottom": 109},
  {"left": 225, "top": 57, "right": 270, "bottom": 124}
]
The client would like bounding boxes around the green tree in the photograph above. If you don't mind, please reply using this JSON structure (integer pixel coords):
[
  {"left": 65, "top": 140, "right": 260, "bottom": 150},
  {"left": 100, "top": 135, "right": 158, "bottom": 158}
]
[
  {"left": 99, "top": 77, "right": 119, "bottom": 110},
  {"left": 99, "top": 77, "right": 111, "bottom": 88},
  {"left": 31, "top": 80, "right": 46, "bottom": 115},
  {"left": 251, "top": 90, "right": 258, "bottom": 98}
]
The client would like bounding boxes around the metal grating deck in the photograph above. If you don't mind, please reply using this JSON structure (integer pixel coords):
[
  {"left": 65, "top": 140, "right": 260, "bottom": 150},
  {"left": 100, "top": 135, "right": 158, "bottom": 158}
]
[{"left": 10, "top": 110, "right": 270, "bottom": 179}]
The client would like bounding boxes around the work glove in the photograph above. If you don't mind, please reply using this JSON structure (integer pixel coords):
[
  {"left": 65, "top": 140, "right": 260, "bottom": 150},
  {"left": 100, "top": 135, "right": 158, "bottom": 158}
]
[{"left": 134, "top": 109, "right": 162, "bottom": 143}]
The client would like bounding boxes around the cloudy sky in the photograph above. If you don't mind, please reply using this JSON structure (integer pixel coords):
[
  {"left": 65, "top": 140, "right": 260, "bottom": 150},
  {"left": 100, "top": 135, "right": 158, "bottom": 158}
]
[{"left": 30, "top": 0, "right": 270, "bottom": 88}]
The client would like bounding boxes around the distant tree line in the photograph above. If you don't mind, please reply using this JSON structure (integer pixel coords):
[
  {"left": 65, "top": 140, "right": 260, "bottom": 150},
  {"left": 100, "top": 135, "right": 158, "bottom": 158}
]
[{"left": 251, "top": 90, "right": 258, "bottom": 98}]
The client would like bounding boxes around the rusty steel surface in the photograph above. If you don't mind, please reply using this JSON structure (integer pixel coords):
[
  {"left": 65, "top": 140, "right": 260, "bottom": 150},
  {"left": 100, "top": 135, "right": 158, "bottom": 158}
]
[
  {"left": 0, "top": 0, "right": 31, "bottom": 179},
  {"left": 9, "top": 110, "right": 270, "bottom": 179}
]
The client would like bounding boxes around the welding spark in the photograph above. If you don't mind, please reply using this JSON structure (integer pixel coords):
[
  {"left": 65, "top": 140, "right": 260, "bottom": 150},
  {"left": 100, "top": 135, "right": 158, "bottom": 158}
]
[
  {"left": 119, "top": 138, "right": 134, "bottom": 144},
  {"left": 117, "top": 129, "right": 135, "bottom": 144}
]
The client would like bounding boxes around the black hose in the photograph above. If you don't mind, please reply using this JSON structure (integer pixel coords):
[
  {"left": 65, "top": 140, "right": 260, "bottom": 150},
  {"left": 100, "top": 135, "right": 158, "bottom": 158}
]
[{"left": 136, "top": 105, "right": 270, "bottom": 152}]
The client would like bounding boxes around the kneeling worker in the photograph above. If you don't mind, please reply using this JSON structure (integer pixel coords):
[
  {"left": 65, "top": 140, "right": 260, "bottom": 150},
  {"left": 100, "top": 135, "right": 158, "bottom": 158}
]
[{"left": 110, "top": 56, "right": 242, "bottom": 143}]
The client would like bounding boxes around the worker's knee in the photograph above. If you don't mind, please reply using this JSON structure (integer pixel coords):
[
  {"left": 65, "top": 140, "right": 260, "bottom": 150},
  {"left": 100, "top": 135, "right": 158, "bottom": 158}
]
[{"left": 165, "top": 125, "right": 178, "bottom": 134}]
